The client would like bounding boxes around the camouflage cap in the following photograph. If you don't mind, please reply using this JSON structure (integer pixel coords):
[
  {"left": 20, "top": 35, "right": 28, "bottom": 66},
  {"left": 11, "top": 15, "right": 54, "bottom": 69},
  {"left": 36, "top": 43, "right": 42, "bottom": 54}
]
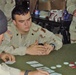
[{"left": 0, "top": 10, "right": 7, "bottom": 34}]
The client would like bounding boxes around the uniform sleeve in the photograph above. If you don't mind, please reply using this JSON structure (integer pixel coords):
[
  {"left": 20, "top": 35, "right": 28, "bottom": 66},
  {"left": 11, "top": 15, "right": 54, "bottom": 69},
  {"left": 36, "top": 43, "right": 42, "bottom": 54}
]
[
  {"left": 0, "top": 63, "right": 21, "bottom": 75},
  {"left": 38, "top": 28, "right": 63, "bottom": 50},
  {"left": 0, "top": 45, "right": 27, "bottom": 56},
  {"left": 67, "top": 0, "right": 76, "bottom": 14},
  {"left": 48, "top": 33, "right": 63, "bottom": 50},
  {"left": 0, "top": 32, "right": 27, "bottom": 55}
]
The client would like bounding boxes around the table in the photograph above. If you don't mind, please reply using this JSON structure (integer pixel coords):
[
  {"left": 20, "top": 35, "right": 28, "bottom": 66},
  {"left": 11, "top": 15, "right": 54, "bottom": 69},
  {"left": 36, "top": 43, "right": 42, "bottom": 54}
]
[
  {"left": 32, "top": 15, "right": 71, "bottom": 44},
  {"left": 6, "top": 44, "right": 76, "bottom": 75}
]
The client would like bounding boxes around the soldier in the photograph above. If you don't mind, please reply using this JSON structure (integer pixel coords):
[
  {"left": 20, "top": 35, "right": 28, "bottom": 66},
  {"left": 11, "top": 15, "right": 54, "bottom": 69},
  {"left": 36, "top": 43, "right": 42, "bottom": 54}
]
[
  {"left": 67, "top": 0, "right": 76, "bottom": 43},
  {"left": 0, "top": 9, "right": 49, "bottom": 75},
  {"left": 0, "top": 8, "right": 15, "bottom": 62},
  {"left": 0, "top": 5, "right": 62, "bottom": 56}
]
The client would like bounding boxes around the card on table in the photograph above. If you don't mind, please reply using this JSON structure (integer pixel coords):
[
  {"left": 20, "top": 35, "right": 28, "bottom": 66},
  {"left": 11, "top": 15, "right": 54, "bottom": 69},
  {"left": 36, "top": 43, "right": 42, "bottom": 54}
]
[
  {"left": 36, "top": 66, "right": 55, "bottom": 73},
  {"left": 50, "top": 72, "right": 62, "bottom": 75},
  {"left": 26, "top": 61, "right": 39, "bottom": 65},
  {"left": 5, "top": 61, "right": 16, "bottom": 64},
  {"left": 30, "top": 63, "right": 43, "bottom": 67},
  {"left": 36, "top": 66, "right": 50, "bottom": 70}
]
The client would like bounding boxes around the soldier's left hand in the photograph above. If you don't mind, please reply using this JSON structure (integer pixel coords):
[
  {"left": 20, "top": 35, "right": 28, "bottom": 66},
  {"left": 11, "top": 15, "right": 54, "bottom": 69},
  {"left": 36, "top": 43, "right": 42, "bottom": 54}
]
[
  {"left": 44, "top": 43, "right": 54, "bottom": 55},
  {"left": 0, "top": 53, "right": 15, "bottom": 62}
]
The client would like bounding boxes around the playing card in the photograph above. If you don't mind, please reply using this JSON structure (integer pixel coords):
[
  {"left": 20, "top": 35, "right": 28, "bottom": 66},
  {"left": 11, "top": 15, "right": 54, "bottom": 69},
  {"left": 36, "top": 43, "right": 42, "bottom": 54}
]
[
  {"left": 26, "top": 61, "right": 39, "bottom": 65},
  {"left": 30, "top": 63, "right": 43, "bottom": 67},
  {"left": 36, "top": 66, "right": 50, "bottom": 70},
  {"left": 5, "top": 61, "right": 16, "bottom": 64},
  {"left": 36, "top": 67, "right": 55, "bottom": 73},
  {"left": 50, "top": 72, "right": 62, "bottom": 75},
  {"left": 45, "top": 69, "right": 55, "bottom": 73}
]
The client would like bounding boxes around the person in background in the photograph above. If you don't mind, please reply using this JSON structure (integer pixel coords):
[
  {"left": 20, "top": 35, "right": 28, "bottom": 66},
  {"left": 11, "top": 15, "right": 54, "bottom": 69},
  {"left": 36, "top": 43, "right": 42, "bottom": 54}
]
[
  {"left": 15, "top": 0, "right": 38, "bottom": 14},
  {"left": 67, "top": 0, "right": 76, "bottom": 43},
  {"left": 30, "top": 0, "right": 38, "bottom": 14},
  {"left": 0, "top": 9, "right": 49, "bottom": 75},
  {"left": 0, "top": 5, "right": 63, "bottom": 56},
  {"left": 0, "top": 0, "right": 15, "bottom": 26},
  {"left": 0, "top": 0, "right": 38, "bottom": 25}
]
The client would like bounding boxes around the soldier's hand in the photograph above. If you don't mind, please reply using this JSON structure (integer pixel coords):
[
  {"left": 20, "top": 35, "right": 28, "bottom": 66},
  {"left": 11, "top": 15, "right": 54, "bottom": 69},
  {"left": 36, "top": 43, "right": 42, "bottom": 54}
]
[
  {"left": 26, "top": 40, "right": 48, "bottom": 55},
  {"left": 73, "top": 10, "right": 76, "bottom": 16},
  {"left": 0, "top": 53, "right": 15, "bottom": 62},
  {"left": 28, "top": 70, "right": 49, "bottom": 75},
  {"left": 44, "top": 43, "right": 55, "bottom": 55},
  {"left": 26, "top": 44, "right": 48, "bottom": 55}
]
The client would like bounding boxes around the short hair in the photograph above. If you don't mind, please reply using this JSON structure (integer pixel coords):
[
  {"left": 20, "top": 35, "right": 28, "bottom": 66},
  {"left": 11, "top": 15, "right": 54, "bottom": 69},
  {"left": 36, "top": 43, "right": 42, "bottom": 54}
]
[{"left": 12, "top": 5, "right": 30, "bottom": 20}]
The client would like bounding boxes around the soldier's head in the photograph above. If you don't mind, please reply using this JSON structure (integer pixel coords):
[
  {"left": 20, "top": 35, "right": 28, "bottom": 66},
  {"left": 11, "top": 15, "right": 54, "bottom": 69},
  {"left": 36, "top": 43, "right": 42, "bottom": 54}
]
[
  {"left": 12, "top": 4, "right": 30, "bottom": 20},
  {"left": 0, "top": 10, "right": 7, "bottom": 44},
  {"left": 12, "top": 5, "right": 32, "bottom": 34}
]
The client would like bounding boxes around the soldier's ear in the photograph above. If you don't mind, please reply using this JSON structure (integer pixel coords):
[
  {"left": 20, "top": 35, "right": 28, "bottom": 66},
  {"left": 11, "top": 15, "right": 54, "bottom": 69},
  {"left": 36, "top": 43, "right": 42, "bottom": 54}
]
[{"left": 13, "top": 20, "right": 16, "bottom": 26}]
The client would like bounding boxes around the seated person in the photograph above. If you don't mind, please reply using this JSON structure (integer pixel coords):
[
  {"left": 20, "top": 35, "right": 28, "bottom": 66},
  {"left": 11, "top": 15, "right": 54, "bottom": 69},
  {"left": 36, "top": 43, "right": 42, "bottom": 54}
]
[
  {"left": 0, "top": 5, "right": 63, "bottom": 56},
  {"left": 0, "top": 9, "right": 49, "bottom": 75},
  {"left": 67, "top": 0, "right": 76, "bottom": 43}
]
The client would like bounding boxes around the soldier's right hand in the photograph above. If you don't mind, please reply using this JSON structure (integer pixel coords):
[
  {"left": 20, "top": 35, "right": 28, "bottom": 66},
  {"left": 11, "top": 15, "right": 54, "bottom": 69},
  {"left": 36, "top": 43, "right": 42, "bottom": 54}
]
[
  {"left": 28, "top": 70, "right": 50, "bottom": 75},
  {"left": 20, "top": 70, "right": 49, "bottom": 75},
  {"left": 26, "top": 44, "right": 48, "bottom": 55}
]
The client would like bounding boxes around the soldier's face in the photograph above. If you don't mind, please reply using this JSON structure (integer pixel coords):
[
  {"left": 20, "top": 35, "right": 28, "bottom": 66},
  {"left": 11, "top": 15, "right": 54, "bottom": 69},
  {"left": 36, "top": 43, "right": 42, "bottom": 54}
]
[
  {"left": 13, "top": 12, "right": 32, "bottom": 34},
  {"left": 0, "top": 34, "right": 4, "bottom": 45}
]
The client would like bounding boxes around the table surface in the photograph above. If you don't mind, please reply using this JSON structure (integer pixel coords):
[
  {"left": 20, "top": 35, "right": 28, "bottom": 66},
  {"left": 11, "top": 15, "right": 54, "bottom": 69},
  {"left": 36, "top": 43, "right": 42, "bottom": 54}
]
[{"left": 1, "top": 44, "right": 76, "bottom": 75}]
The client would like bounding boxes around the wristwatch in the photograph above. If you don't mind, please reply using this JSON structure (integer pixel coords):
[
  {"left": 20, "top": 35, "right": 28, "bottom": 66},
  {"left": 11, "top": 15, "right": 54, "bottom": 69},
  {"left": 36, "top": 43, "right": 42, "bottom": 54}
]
[{"left": 50, "top": 43, "right": 55, "bottom": 50}]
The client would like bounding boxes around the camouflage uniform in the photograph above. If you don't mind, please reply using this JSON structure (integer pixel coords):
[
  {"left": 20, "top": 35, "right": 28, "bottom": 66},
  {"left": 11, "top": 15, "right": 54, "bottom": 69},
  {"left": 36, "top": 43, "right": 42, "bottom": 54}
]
[
  {"left": 0, "top": 63, "right": 21, "bottom": 75},
  {"left": 67, "top": 0, "right": 76, "bottom": 43},
  {"left": 0, "top": 23, "right": 62, "bottom": 55},
  {"left": 0, "top": 0, "right": 15, "bottom": 26}
]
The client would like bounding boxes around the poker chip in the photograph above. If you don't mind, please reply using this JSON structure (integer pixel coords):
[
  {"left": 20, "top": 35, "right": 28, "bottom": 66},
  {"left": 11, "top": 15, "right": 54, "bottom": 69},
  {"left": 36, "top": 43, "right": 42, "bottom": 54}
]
[
  {"left": 63, "top": 62, "right": 69, "bottom": 65},
  {"left": 74, "top": 62, "right": 76, "bottom": 64},
  {"left": 68, "top": 62, "right": 76, "bottom": 69},
  {"left": 51, "top": 66, "right": 56, "bottom": 69},
  {"left": 69, "top": 62, "right": 75, "bottom": 67},
  {"left": 56, "top": 65, "right": 62, "bottom": 68},
  {"left": 69, "top": 64, "right": 74, "bottom": 67},
  {"left": 71, "top": 66, "right": 76, "bottom": 69},
  {"left": 70, "top": 62, "right": 75, "bottom": 64}
]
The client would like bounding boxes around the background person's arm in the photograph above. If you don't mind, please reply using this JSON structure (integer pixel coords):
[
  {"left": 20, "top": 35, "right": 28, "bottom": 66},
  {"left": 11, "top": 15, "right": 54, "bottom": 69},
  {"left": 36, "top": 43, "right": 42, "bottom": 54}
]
[
  {"left": 67, "top": 0, "right": 76, "bottom": 15},
  {"left": 0, "top": 63, "right": 49, "bottom": 75}
]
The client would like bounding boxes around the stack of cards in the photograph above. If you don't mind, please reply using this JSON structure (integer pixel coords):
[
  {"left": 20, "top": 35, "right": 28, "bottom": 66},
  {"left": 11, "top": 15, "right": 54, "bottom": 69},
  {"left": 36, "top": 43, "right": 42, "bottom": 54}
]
[
  {"left": 26, "top": 61, "right": 62, "bottom": 75},
  {"left": 26, "top": 61, "right": 43, "bottom": 67}
]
